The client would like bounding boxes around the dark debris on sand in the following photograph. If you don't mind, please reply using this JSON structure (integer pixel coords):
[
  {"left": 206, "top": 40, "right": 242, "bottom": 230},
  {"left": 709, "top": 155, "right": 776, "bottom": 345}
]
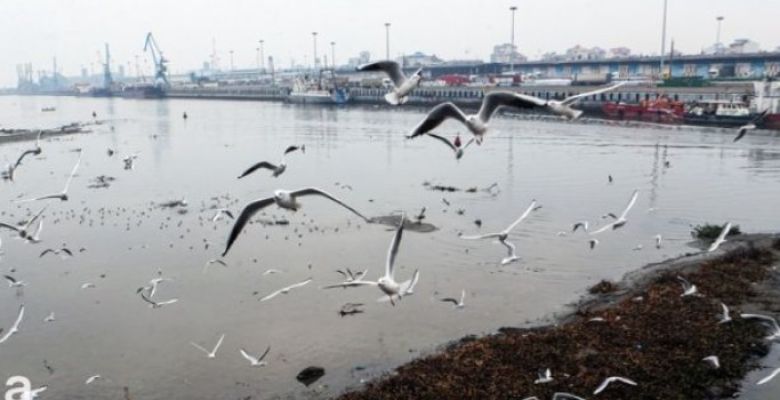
[{"left": 338, "top": 235, "right": 780, "bottom": 400}]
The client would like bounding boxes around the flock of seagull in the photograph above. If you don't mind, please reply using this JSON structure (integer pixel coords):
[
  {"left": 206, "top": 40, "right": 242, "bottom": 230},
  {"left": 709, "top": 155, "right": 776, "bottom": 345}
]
[{"left": 0, "top": 58, "right": 778, "bottom": 398}]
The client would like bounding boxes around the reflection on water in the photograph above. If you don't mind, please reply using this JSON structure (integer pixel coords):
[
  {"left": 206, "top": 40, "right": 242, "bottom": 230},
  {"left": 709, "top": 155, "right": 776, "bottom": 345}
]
[{"left": 1, "top": 96, "right": 779, "bottom": 399}]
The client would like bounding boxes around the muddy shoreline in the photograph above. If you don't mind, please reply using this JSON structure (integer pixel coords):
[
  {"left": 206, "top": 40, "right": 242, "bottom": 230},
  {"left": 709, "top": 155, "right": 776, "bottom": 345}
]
[{"left": 336, "top": 234, "right": 780, "bottom": 399}]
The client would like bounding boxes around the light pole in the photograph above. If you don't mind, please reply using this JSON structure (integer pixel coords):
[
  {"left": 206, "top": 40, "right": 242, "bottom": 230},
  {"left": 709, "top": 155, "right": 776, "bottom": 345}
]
[
  {"left": 660, "top": 0, "right": 668, "bottom": 79},
  {"left": 510, "top": 6, "right": 517, "bottom": 74},
  {"left": 312, "top": 32, "right": 318, "bottom": 70},
  {"left": 259, "top": 40, "right": 265, "bottom": 72},
  {"left": 716, "top": 16, "right": 724, "bottom": 48},
  {"left": 229, "top": 50, "right": 234, "bottom": 71},
  {"left": 255, "top": 47, "right": 260, "bottom": 70},
  {"left": 330, "top": 41, "right": 336, "bottom": 69},
  {"left": 384, "top": 23, "right": 391, "bottom": 60}
]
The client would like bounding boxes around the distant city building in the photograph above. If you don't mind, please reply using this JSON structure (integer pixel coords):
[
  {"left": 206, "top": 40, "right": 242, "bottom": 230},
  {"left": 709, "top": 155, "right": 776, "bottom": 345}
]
[
  {"left": 347, "top": 51, "right": 371, "bottom": 68},
  {"left": 442, "top": 59, "right": 483, "bottom": 66},
  {"left": 401, "top": 51, "right": 443, "bottom": 68},
  {"left": 727, "top": 39, "right": 761, "bottom": 54},
  {"left": 608, "top": 47, "right": 632, "bottom": 59},
  {"left": 490, "top": 43, "right": 526, "bottom": 64},
  {"left": 564, "top": 45, "right": 606, "bottom": 61},
  {"left": 541, "top": 52, "right": 562, "bottom": 62}
]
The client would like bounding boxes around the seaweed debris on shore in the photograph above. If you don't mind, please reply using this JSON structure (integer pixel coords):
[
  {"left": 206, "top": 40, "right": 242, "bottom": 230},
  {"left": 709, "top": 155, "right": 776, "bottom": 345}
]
[{"left": 338, "top": 234, "right": 780, "bottom": 400}]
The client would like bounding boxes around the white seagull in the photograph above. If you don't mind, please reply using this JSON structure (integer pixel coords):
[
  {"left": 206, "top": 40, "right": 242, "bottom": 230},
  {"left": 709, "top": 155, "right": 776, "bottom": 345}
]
[
  {"left": 211, "top": 208, "right": 235, "bottom": 222},
  {"left": 718, "top": 303, "right": 732, "bottom": 324},
  {"left": 707, "top": 222, "right": 732, "bottom": 252},
  {"left": 190, "top": 334, "right": 225, "bottom": 359},
  {"left": 239, "top": 346, "right": 271, "bottom": 367},
  {"left": 440, "top": 289, "right": 466, "bottom": 309},
  {"left": 44, "top": 312, "right": 56, "bottom": 322},
  {"left": 758, "top": 367, "right": 780, "bottom": 385},
  {"left": 322, "top": 269, "right": 370, "bottom": 289},
  {"left": 534, "top": 368, "right": 553, "bottom": 384},
  {"left": 29, "top": 385, "right": 48, "bottom": 398},
  {"left": 424, "top": 133, "right": 475, "bottom": 160},
  {"left": 85, "top": 375, "right": 102, "bottom": 385},
  {"left": 0, "top": 305, "right": 25, "bottom": 344},
  {"left": 655, "top": 234, "right": 663, "bottom": 249},
  {"left": 678, "top": 276, "right": 698, "bottom": 297},
  {"left": 203, "top": 259, "right": 228, "bottom": 273},
  {"left": 460, "top": 200, "right": 536, "bottom": 265},
  {"left": 593, "top": 376, "right": 637, "bottom": 395},
  {"left": 734, "top": 109, "right": 769, "bottom": 142},
  {"left": 259, "top": 278, "right": 313, "bottom": 302},
  {"left": 740, "top": 313, "right": 780, "bottom": 340},
  {"left": 3, "top": 275, "right": 26, "bottom": 288},
  {"left": 237, "top": 145, "right": 305, "bottom": 179},
  {"left": 589, "top": 238, "right": 599, "bottom": 250},
  {"left": 408, "top": 84, "right": 625, "bottom": 143},
  {"left": 222, "top": 188, "right": 370, "bottom": 256},
  {"left": 140, "top": 292, "right": 178, "bottom": 309},
  {"left": 552, "top": 393, "right": 587, "bottom": 400},
  {"left": 702, "top": 356, "right": 720, "bottom": 368},
  {"left": 590, "top": 189, "right": 640, "bottom": 235},
  {"left": 0, "top": 205, "right": 48, "bottom": 240},
  {"left": 572, "top": 221, "right": 589, "bottom": 233},
  {"left": 356, "top": 60, "right": 422, "bottom": 105},
  {"left": 17, "top": 151, "right": 82, "bottom": 202}
]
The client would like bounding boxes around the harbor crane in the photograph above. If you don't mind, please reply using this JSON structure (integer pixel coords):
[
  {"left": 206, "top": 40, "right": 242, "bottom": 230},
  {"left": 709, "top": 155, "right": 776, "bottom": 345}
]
[{"left": 144, "top": 32, "right": 169, "bottom": 87}]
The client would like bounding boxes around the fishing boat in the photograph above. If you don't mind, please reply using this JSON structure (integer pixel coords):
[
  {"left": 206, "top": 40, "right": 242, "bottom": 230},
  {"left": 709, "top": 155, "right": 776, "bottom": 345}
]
[
  {"left": 288, "top": 69, "right": 349, "bottom": 105},
  {"left": 752, "top": 79, "right": 780, "bottom": 129},
  {"left": 683, "top": 100, "right": 753, "bottom": 127},
  {"left": 601, "top": 97, "right": 684, "bottom": 123}
]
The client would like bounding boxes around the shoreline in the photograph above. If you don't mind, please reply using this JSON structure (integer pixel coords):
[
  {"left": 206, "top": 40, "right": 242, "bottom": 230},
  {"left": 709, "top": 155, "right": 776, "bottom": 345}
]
[{"left": 336, "top": 234, "right": 780, "bottom": 399}]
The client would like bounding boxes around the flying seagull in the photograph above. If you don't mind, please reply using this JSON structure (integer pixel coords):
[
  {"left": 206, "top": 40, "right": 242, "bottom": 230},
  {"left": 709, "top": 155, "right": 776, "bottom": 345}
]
[
  {"left": 593, "top": 376, "right": 637, "bottom": 395},
  {"left": 0, "top": 304, "right": 24, "bottom": 344},
  {"left": 678, "top": 276, "right": 698, "bottom": 297},
  {"left": 424, "top": 133, "right": 475, "bottom": 160},
  {"left": 137, "top": 277, "right": 172, "bottom": 298},
  {"left": 139, "top": 292, "right": 178, "bottom": 309},
  {"left": 85, "top": 375, "right": 102, "bottom": 385},
  {"left": 590, "top": 189, "right": 640, "bottom": 234},
  {"left": 440, "top": 289, "right": 466, "bottom": 309},
  {"left": 3, "top": 275, "right": 26, "bottom": 288},
  {"left": 44, "top": 312, "right": 55, "bottom": 322},
  {"left": 572, "top": 221, "right": 589, "bottom": 233},
  {"left": 718, "top": 302, "right": 732, "bottom": 324},
  {"left": 203, "top": 259, "right": 228, "bottom": 273},
  {"left": 534, "top": 368, "right": 553, "bottom": 384},
  {"left": 17, "top": 151, "right": 82, "bottom": 202},
  {"left": 237, "top": 145, "right": 305, "bottom": 179},
  {"left": 356, "top": 60, "right": 422, "bottom": 105},
  {"left": 211, "top": 208, "right": 234, "bottom": 222},
  {"left": 259, "top": 278, "right": 313, "bottom": 302},
  {"left": 740, "top": 313, "right": 780, "bottom": 340},
  {"left": 589, "top": 238, "right": 599, "bottom": 250},
  {"left": 0, "top": 205, "right": 48, "bottom": 240},
  {"left": 10, "top": 130, "right": 44, "bottom": 178},
  {"left": 322, "top": 269, "right": 370, "bottom": 289},
  {"left": 734, "top": 109, "right": 769, "bottom": 142},
  {"left": 222, "top": 188, "right": 371, "bottom": 256},
  {"left": 461, "top": 200, "right": 536, "bottom": 265},
  {"left": 758, "top": 367, "right": 780, "bottom": 385},
  {"left": 702, "top": 355, "right": 720, "bottom": 368},
  {"left": 190, "top": 334, "right": 225, "bottom": 359},
  {"left": 40, "top": 247, "right": 74, "bottom": 258},
  {"left": 239, "top": 346, "right": 271, "bottom": 367},
  {"left": 408, "top": 84, "right": 625, "bottom": 143},
  {"left": 707, "top": 222, "right": 731, "bottom": 252}
]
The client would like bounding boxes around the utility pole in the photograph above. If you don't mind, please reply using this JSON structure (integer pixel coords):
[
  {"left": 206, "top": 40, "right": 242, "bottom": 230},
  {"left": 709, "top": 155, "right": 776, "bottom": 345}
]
[
  {"left": 660, "top": 0, "right": 668, "bottom": 79},
  {"left": 384, "top": 23, "right": 391, "bottom": 60},
  {"left": 229, "top": 50, "right": 234, "bottom": 71},
  {"left": 256, "top": 47, "right": 261, "bottom": 70},
  {"left": 510, "top": 6, "right": 517, "bottom": 74},
  {"left": 716, "top": 16, "right": 724, "bottom": 50},
  {"left": 331, "top": 41, "right": 336, "bottom": 69},
  {"left": 259, "top": 40, "right": 265, "bottom": 72}
]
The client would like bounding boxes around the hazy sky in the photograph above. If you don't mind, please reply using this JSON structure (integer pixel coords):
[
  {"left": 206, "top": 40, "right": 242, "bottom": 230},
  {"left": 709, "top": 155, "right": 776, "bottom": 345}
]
[{"left": 2, "top": 0, "right": 778, "bottom": 87}]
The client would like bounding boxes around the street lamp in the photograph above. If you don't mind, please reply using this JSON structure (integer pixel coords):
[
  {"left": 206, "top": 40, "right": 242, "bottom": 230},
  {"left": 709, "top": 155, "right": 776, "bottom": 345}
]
[
  {"left": 509, "top": 6, "right": 517, "bottom": 74},
  {"left": 255, "top": 47, "right": 260, "bottom": 70},
  {"left": 331, "top": 41, "right": 336, "bottom": 69},
  {"left": 716, "top": 16, "right": 724, "bottom": 47},
  {"left": 259, "top": 40, "right": 265, "bottom": 72},
  {"left": 312, "top": 32, "right": 318, "bottom": 70},
  {"left": 660, "top": 0, "right": 668, "bottom": 79},
  {"left": 229, "top": 50, "right": 234, "bottom": 71},
  {"left": 384, "top": 23, "right": 391, "bottom": 60}
]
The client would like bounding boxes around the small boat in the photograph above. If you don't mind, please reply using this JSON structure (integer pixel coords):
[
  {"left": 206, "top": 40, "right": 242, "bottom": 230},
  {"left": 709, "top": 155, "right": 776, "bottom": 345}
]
[
  {"left": 41, "top": 107, "right": 56, "bottom": 112},
  {"left": 601, "top": 97, "right": 684, "bottom": 123},
  {"left": 288, "top": 69, "right": 349, "bottom": 105},
  {"left": 683, "top": 100, "right": 754, "bottom": 127}
]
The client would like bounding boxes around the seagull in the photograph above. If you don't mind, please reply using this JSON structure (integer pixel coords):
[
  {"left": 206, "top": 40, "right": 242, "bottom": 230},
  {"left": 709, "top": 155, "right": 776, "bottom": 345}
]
[
  {"left": 44, "top": 312, "right": 55, "bottom": 322},
  {"left": 590, "top": 189, "right": 639, "bottom": 235},
  {"left": 123, "top": 154, "right": 138, "bottom": 170},
  {"left": 222, "top": 188, "right": 370, "bottom": 256},
  {"left": 740, "top": 313, "right": 780, "bottom": 340},
  {"left": 139, "top": 277, "right": 172, "bottom": 298},
  {"left": 589, "top": 238, "right": 599, "bottom": 250},
  {"left": 0, "top": 205, "right": 48, "bottom": 240},
  {"left": 11, "top": 130, "right": 44, "bottom": 176},
  {"left": 440, "top": 289, "right": 466, "bottom": 309},
  {"left": 29, "top": 385, "right": 47, "bottom": 398},
  {"left": 4, "top": 275, "right": 26, "bottom": 288},
  {"left": 572, "top": 221, "right": 589, "bottom": 233},
  {"left": 39, "top": 247, "right": 74, "bottom": 258},
  {"left": 707, "top": 222, "right": 731, "bottom": 252},
  {"left": 25, "top": 219, "right": 44, "bottom": 244},
  {"left": 190, "top": 334, "right": 225, "bottom": 359},
  {"left": 0, "top": 305, "right": 24, "bottom": 344},
  {"left": 718, "top": 303, "right": 732, "bottom": 324},
  {"left": 322, "top": 269, "right": 370, "bottom": 289},
  {"left": 356, "top": 60, "right": 422, "bottom": 105},
  {"left": 460, "top": 200, "right": 536, "bottom": 265},
  {"left": 17, "top": 151, "right": 82, "bottom": 202},
  {"left": 211, "top": 209, "right": 234, "bottom": 222},
  {"left": 237, "top": 145, "right": 305, "bottom": 179},
  {"left": 81, "top": 282, "right": 96, "bottom": 289},
  {"left": 259, "top": 278, "right": 312, "bottom": 302},
  {"left": 678, "top": 276, "right": 698, "bottom": 297},
  {"left": 734, "top": 109, "right": 769, "bottom": 142},
  {"left": 239, "top": 346, "right": 271, "bottom": 367},
  {"left": 262, "top": 269, "right": 282, "bottom": 276},
  {"left": 534, "top": 368, "right": 553, "bottom": 384},
  {"left": 702, "top": 356, "right": 720, "bottom": 368},
  {"left": 424, "top": 133, "right": 475, "bottom": 160},
  {"left": 632, "top": 244, "right": 643, "bottom": 251},
  {"left": 203, "top": 259, "right": 227, "bottom": 273},
  {"left": 593, "top": 376, "right": 637, "bottom": 395},
  {"left": 85, "top": 375, "right": 101, "bottom": 385},
  {"left": 408, "top": 84, "right": 625, "bottom": 143},
  {"left": 414, "top": 207, "right": 427, "bottom": 224},
  {"left": 655, "top": 234, "right": 662, "bottom": 249},
  {"left": 140, "top": 292, "right": 178, "bottom": 308},
  {"left": 758, "top": 367, "right": 780, "bottom": 385},
  {"left": 552, "top": 393, "right": 587, "bottom": 400}
]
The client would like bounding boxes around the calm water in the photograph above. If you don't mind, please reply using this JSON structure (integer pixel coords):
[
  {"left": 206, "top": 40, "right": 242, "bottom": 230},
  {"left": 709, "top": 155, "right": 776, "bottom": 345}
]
[{"left": 1, "top": 95, "right": 779, "bottom": 399}]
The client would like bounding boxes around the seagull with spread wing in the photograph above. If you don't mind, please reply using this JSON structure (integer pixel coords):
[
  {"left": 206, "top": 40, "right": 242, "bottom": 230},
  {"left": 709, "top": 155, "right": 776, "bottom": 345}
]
[
  {"left": 16, "top": 151, "right": 82, "bottom": 202},
  {"left": 461, "top": 200, "right": 536, "bottom": 265},
  {"left": 237, "top": 145, "right": 305, "bottom": 179},
  {"left": 356, "top": 60, "right": 422, "bottom": 105},
  {"left": 590, "top": 189, "right": 640, "bottom": 235}
]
